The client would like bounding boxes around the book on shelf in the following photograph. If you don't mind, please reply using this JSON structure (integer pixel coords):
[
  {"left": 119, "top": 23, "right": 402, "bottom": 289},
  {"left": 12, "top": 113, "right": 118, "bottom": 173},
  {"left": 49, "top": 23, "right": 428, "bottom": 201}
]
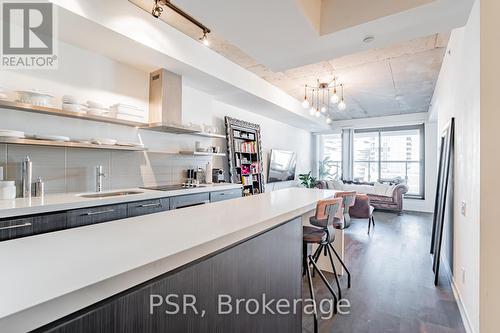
[
  {"left": 241, "top": 164, "right": 251, "bottom": 175},
  {"left": 250, "top": 162, "right": 260, "bottom": 174},
  {"left": 241, "top": 175, "right": 253, "bottom": 186},
  {"left": 240, "top": 141, "right": 257, "bottom": 153}
]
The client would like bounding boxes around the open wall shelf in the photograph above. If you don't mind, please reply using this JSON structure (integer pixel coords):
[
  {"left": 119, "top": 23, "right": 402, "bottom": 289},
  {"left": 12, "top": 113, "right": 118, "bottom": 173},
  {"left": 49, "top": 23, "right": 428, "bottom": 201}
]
[
  {"left": 0, "top": 138, "right": 147, "bottom": 151},
  {"left": 0, "top": 100, "right": 147, "bottom": 127},
  {"left": 179, "top": 151, "right": 226, "bottom": 157}
]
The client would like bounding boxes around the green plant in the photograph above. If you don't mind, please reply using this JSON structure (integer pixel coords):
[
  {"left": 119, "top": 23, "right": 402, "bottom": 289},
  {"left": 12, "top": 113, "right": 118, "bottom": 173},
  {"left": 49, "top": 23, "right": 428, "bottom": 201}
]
[{"left": 298, "top": 171, "right": 317, "bottom": 188}]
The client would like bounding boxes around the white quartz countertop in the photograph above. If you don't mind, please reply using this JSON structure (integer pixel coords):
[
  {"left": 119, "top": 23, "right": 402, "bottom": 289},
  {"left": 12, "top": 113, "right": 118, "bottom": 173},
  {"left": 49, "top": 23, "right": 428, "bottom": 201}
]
[
  {"left": 0, "top": 188, "right": 336, "bottom": 332},
  {"left": 0, "top": 183, "right": 242, "bottom": 218}
]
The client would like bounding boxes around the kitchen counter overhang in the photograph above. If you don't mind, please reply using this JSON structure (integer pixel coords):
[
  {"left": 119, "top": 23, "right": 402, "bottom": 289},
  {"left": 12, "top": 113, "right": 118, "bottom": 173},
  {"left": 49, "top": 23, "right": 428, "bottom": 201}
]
[{"left": 0, "top": 188, "right": 336, "bottom": 332}]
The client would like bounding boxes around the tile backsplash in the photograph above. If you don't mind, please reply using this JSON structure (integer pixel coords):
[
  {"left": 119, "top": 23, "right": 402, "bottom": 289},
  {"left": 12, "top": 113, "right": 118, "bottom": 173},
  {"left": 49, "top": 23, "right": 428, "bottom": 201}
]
[{"left": 0, "top": 144, "right": 212, "bottom": 195}]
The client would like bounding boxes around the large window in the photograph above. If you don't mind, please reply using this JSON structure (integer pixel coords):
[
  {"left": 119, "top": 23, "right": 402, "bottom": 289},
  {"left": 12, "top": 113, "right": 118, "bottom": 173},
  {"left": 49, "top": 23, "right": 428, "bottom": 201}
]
[
  {"left": 320, "top": 134, "right": 342, "bottom": 180},
  {"left": 353, "top": 125, "right": 424, "bottom": 198}
]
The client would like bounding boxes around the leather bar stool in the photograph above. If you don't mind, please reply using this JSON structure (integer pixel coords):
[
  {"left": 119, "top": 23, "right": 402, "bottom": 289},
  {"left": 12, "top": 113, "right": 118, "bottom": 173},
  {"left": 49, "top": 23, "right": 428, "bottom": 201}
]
[
  {"left": 349, "top": 194, "right": 376, "bottom": 234},
  {"left": 303, "top": 197, "right": 343, "bottom": 333},
  {"left": 309, "top": 196, "right": 352, "bottom": 300},
  {"left": 334, "top": 191, "right": 357, "bottom": 228}
]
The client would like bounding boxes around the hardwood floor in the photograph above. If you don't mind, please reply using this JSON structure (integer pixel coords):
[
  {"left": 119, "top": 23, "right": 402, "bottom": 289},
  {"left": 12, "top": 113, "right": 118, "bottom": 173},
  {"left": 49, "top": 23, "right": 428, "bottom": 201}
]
[{"left": 302, "top": 211, "right": 466, "bottom": 333}]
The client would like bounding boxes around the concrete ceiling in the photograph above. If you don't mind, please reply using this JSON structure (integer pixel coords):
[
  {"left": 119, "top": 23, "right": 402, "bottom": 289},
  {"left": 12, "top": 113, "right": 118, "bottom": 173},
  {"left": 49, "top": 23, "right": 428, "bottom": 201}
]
[
  {"left": 171, "top": 0, "right": 473, "bottom": 71},
  {"left": 129, "top": 1, "right": 450, "bottom": 121},
  {"left": 272, "top": 33, "right": 450, "bottom": 120}
]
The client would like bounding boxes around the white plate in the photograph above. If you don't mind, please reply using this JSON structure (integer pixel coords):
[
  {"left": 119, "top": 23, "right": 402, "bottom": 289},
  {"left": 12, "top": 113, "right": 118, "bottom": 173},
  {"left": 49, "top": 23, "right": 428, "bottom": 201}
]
[
  {"left": 87, "top": 101, "right": 105, "bottom": 109},
  {"left": 115, "top": 141, "right": 144, "bottom": 147},
  {"left": 0, "top": 93, "right": 8, "bottom": 100},
  {"left": 61, "top": 95, "right": 79, "bottom": 104},
  {"left": 15, "top": 90, "right": 53, "bottom": 106},
  {"left": 73, "top": 139, "right": 92, "bottom": 144},
  {"left": 115, "top": 113, "right": 144, "bottom": 122},
  {"left": 62, "top": 103, "right": 87, "bottom": 113},
  {"left": 92, "top": 138, "right": 117, "bottom": 145},
  {"left": 110, "top": 104, "right": 145, "bottom": 117},
  {"left": 87, "top": 108, "right": 108, "bottom": 116},
  {"left": 34, "top": 135, "right": 70, "bottom": 142},
  {"left": 0, "top": 181, "right": 15, "bottom": 188},
  {"left": 0, "top": 130, "right": 24, "bottom": 138}
]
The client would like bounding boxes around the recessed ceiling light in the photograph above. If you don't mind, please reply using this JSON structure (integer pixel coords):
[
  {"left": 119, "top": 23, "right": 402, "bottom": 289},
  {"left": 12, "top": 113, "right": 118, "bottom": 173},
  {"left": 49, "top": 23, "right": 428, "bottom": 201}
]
[{"left": 363, "top": 35, "right": 375, "bottom": 43}]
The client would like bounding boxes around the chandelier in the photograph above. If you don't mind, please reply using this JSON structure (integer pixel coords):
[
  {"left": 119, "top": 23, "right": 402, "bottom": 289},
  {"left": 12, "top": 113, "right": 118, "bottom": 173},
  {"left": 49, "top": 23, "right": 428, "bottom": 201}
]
[{"left": 302, "top": 77, "right": 346, "bottom": 124}]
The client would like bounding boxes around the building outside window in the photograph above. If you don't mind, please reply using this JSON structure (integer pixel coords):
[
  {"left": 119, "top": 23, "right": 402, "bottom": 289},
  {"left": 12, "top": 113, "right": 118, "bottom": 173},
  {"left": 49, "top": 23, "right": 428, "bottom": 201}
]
[
  {"left": 319, "top": 133, "right": 342, "bottom": 180},
  {"left": 353, "top": 125, "right": 424, "bottom": 198}
]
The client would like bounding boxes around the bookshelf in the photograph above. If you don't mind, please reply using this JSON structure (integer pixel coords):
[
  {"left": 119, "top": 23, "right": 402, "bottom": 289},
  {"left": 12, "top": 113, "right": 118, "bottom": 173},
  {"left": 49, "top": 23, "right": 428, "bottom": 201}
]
[{"left": 225, "top": 117, "right": 265, "bottom": 196}]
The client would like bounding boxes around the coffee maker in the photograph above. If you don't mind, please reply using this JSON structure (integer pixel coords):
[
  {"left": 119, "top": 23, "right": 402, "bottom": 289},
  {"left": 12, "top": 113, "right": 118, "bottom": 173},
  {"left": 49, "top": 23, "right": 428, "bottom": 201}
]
[{"left": 212, "top": 169, "right": 225, "bottom": 183}]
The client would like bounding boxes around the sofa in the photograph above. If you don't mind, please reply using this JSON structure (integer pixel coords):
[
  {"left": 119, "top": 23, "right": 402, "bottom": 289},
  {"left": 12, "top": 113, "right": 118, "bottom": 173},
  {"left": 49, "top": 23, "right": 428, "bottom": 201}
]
[{"left": 316, "top": 180, "right": 409, "bottom": 213}]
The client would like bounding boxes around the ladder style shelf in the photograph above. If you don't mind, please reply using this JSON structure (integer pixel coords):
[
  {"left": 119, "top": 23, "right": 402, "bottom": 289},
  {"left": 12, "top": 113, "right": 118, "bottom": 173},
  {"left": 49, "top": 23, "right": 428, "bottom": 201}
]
[{"left": 225, "top": 117, "right": 265, "bottom": 196}]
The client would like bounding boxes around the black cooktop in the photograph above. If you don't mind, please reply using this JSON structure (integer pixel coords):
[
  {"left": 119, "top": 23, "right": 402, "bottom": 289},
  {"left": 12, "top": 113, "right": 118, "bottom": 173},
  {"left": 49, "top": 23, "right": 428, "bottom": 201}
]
[{"left": 141, "top": 184, "right": 205, "bottom": 191}]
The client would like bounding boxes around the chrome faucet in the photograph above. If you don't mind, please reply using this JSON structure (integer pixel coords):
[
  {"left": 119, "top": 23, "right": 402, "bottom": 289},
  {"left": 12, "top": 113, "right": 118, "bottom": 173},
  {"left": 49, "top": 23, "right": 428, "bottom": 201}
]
[{"left": 95, "top": 165, "right": 105, "bottom": 192}]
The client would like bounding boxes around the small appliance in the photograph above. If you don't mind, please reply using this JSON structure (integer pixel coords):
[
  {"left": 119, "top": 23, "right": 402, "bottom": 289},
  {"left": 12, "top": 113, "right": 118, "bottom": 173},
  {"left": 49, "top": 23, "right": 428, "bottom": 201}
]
[{"left": 212, "top": 169, "right": 225, "bottom": 183}]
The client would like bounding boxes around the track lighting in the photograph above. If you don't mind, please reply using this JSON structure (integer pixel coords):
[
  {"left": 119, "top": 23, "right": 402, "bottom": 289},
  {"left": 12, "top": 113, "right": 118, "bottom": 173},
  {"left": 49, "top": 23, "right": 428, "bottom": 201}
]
[
  {"left": 200, "top": 31, "right": 209, "bottom": 46},
  {"left": 151, "top": 0, "right": 211, "bottom": 46},
  {"left": 152, "top": 0, "right": 163, "bottom": 18}
]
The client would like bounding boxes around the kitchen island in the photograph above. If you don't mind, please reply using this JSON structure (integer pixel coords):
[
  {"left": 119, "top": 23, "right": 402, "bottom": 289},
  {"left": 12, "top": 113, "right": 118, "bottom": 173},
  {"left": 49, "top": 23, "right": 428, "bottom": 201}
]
[{"left": 0, "top": 188, "right": 336, "bottom": 332}]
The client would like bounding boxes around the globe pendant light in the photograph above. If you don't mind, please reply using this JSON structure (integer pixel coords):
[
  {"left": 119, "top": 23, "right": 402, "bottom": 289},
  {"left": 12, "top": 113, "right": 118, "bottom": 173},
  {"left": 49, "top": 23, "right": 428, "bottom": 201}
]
[
  {"left": 337, "top": 84, "right": 346, "bottom": 111},
  {"left": 301, "top": 77, "right": 347, "bottom": 119},
  {"left": 302, "top": 85, "right": 310, "bottom": 109}
]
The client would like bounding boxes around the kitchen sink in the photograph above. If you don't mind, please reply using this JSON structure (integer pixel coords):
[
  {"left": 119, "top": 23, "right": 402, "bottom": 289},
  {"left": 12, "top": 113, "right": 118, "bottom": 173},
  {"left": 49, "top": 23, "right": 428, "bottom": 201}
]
[{"left": 78, "top": 191, "right": 144, "bottom": 198}]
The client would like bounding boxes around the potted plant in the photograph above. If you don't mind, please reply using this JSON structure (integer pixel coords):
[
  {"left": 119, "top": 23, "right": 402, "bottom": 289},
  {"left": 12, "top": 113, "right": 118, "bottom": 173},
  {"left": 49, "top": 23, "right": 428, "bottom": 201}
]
[{"left": 298, "top": 171, "right": 317, "bottom": 189}]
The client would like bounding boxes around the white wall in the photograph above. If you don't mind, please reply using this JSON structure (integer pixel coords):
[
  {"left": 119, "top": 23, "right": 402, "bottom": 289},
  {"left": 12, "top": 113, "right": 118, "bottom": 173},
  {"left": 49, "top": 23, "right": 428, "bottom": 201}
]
[
  {"left": 0, "top": 41, "right": 313, "bottom": 193},
  {"left": 430, "top": 1, "right": 479, "bottom": 331},
  {"left": 211, "top": 101, "right": 313, "bottom": 190},
  {"left": 181, "top": 85, "right": 314, "bottom": 189},
  {"left": 479, "top": 0, "right": 500, "bottom": 332}
]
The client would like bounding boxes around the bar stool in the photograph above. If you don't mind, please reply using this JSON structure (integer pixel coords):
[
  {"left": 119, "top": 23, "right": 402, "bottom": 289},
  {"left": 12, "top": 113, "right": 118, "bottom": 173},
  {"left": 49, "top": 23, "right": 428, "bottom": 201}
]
[
  {"left": 309, "top": 195, "right": 352, "bottom": 300},
  {"left": 303, "top": 197, "right": 342, "bottom": 333},
  {"left": 349, "top": 194, "right": 376, "bottom": 234},
  {"left": 334, "top": 191, "right": 357, "bottom": 228}
]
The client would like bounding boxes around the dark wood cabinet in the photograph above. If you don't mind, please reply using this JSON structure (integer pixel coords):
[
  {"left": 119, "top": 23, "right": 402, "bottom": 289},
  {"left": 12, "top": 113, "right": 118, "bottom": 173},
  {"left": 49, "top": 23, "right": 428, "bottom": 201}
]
[
  {"left": 169, "top": 193, "right": 210, "bottom": 209},
  {"left": 67, "top": 204, "right": 128, "bottom": 228},
  {"left": 209, "top": 188, "right": 243, "bottom": 203},
  {"left": 0, "top": 213, "right": 68, "bottom": 242},
  {"left": 0, "top": 189, "right": 240, "bottom": 242},
  {"left": 0, "top": 217, "right": 34, "bottom": 241},
  {"left": 37, "top": 218, "right": 302, "bottom": 333},
  {"left": 127, "top": 198, "right": 169, "bottom": 217},
  {"left": 33, "top": 212, "right": 68, "bottom": 234}
]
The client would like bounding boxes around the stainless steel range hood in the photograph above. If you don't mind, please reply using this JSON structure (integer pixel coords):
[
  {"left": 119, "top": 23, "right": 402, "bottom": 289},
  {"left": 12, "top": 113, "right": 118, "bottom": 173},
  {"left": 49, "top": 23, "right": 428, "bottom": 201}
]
[{"left": 143, "top": 69, "right": 201, "bottom": 134}]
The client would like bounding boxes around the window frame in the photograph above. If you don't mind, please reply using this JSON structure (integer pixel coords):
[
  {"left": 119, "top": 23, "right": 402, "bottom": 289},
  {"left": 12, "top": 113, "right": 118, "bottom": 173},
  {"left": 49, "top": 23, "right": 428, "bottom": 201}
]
[
  {"left": 319, "top": 133, "right": 343, "bottom": 180},
  {"left": 353, "top": 124, "right": 425, "bottom": 199}
]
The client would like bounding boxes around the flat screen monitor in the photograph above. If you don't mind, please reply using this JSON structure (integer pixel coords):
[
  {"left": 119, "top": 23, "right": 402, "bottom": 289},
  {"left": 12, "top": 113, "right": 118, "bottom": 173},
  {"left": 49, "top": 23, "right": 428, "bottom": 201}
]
[{"left": 268, "top": 149, "right": 297, "bottom": 183}]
